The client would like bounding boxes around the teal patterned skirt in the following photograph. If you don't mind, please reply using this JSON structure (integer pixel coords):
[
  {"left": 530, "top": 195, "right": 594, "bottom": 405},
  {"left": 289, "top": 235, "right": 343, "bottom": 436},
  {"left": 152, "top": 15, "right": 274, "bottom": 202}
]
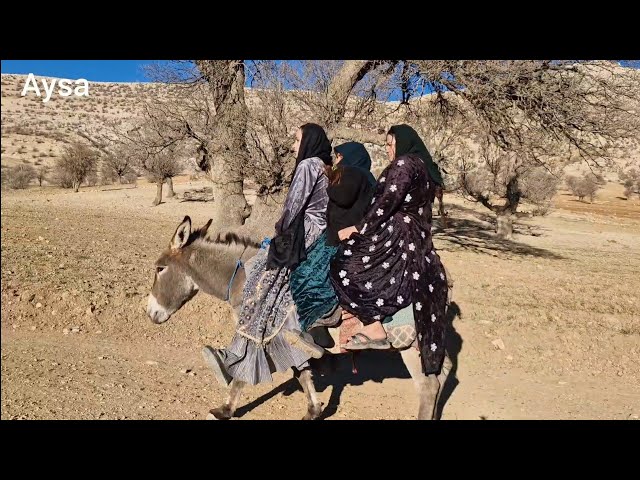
[{"left": 290, "top": 232, "right": 339, "bottom": 331}]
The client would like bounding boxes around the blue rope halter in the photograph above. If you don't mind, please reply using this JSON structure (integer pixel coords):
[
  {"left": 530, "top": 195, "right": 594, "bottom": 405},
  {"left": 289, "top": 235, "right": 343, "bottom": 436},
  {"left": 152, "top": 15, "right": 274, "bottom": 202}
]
[{"left": 224, "top": 237, "right": 271, "bottom": 304}]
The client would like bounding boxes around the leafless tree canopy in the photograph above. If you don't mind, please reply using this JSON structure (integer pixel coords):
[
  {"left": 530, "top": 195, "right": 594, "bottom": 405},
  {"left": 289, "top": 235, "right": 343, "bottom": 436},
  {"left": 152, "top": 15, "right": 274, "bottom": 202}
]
[
  {"left": 241, "top": 61, "right": 297, "bottom": 195},
  {"left": 81, "top": 60, "right": 638, "bottom": 230},
  {"left": 36, "top": 165, "right": 49, "bottom": 187},
  {"left": 408, "top": 61, "right": 640, "bottom": 167},
  {"left": 5, "top": 164, "right": 36, "bottom": 189},
  {"left": 458, "top": 137, "right": 562, "bottom": 216},
  {"left": 566, "top": 173, "right": 603, "bottom": 202},
  {"left": 117, "top": 123, "right": 183, "bottom": 185},
  {"left": 140, "top": 147, "right": 183, "bottom": 183},
  {"left": 386, "top": 60, "right": 640, "bottom": 235},
  {"left": 54, "top": 142, "right": 100, "bottom": 192},
  {"left": 620, "top": 167, "right": 640, "bottom": 199},
  {"left": 100, "top": 146, "right": 138, "bottom": 185},
  {"left": 280, "top": 60, "right": 399, "bottom": 143}
]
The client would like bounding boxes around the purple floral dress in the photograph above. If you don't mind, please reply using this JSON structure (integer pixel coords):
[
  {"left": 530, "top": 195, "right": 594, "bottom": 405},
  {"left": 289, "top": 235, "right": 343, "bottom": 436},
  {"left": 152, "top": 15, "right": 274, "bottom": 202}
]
[{"left": 330, "top": 153, "right": 449, "bottom": 375}]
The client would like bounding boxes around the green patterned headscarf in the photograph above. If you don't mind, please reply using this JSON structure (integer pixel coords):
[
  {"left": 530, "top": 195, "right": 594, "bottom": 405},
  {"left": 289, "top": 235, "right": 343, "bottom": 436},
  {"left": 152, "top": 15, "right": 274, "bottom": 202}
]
[{"left": 388, "top": 124, "right": 444, "bottom": 186}]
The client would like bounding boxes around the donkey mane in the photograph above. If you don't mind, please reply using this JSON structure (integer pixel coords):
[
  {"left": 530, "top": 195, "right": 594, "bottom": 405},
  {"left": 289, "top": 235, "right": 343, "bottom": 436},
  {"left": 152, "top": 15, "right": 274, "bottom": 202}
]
[
  {"left": 189, "top": 226, "right": 262, "bottom": 250},
  {"left": 212, "top": 231, "right": 262, "bottom": 250}
]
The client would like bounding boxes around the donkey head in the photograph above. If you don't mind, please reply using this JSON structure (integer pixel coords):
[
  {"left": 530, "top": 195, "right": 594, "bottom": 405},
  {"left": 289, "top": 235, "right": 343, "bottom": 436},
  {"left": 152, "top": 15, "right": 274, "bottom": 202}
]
[{"left": 146, "top": 216, "right": 211, "bottom": 324}]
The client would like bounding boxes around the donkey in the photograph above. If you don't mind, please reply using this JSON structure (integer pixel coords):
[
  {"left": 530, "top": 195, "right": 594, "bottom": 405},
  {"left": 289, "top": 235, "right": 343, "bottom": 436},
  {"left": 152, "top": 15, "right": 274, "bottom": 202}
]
[{"left": 147, "top": 216, "right": 452, "bottom": 420}]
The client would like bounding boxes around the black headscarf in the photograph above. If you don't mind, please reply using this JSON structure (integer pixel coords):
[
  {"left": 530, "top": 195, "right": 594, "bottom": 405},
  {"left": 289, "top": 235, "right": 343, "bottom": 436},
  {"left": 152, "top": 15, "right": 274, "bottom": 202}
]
[
  {"left": 296, "top": 123, "right": 333, "bottom": 167},
  {"left": 388, "top": 124, "right": 444, "bottom": 186},
  {"left": 334, "top": 141, "right": 376, "bottom": 186}
]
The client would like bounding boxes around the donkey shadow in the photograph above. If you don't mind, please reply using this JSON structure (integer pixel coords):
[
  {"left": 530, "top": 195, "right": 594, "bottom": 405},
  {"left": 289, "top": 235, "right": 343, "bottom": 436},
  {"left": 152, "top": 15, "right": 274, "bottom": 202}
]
[{"left": 233, "top": 302, "right": 463, "bottom": 420}]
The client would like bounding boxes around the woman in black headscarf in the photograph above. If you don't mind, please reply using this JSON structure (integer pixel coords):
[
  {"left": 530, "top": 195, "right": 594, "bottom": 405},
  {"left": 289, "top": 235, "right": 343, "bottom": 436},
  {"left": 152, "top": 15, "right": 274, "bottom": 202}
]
[
  {"left": 329, "top": 124, "right": 450, "bottom": 377},
  {"left": 326, "top": 141, "right": 377, "bottom": 246},
  {"left": 203, "top": 123, "right": 334, "bottom": 386}
]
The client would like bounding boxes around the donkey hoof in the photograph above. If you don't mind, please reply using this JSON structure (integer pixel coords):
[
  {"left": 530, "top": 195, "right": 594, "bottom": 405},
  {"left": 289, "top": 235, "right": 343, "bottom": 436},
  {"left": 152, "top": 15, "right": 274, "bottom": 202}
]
[
  {"left": 302, "top": 404, "right": 324, "bottom": 420},
  {"left": 207, "top": 407, "right": 232, "bottom": 420}
]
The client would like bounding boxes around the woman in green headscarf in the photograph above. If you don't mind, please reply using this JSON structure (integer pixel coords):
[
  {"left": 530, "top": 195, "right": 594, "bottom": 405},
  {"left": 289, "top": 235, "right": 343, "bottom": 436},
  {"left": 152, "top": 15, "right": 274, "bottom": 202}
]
[{"left": 329, "top": 124, "right": 450, "bottom": 377}]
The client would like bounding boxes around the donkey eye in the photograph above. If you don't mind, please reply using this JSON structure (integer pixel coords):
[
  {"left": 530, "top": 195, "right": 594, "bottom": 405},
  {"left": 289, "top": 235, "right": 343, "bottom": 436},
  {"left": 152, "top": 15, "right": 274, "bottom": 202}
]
[{"left": 156, "top": 266, "right": 167, "bottom": 275}]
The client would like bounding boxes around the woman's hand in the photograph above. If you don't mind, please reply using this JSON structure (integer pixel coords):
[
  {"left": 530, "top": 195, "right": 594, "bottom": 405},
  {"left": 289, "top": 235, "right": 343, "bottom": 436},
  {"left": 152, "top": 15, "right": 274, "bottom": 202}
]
[{"left": 338, "top": 226, "right": 359, "bottom": 241}]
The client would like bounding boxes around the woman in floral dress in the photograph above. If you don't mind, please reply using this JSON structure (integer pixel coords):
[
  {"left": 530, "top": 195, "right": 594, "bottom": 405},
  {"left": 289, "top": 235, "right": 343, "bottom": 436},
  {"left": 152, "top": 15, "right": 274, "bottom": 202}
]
[{"left": 330, "top": 124, "right": 450, "bottom": 375}]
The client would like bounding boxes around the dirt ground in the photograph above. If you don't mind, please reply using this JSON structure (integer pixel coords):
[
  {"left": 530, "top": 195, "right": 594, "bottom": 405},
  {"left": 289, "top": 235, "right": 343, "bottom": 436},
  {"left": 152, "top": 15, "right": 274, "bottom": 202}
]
[{"left": 1, "top": 179, "right": 639, "bottom": 420}]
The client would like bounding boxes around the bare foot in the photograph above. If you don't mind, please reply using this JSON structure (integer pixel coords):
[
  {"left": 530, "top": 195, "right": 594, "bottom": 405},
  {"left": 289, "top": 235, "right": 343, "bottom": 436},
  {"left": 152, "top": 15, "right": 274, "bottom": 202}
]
[{"left": 342, "top": 310, "right": 356, "bottom": 321}]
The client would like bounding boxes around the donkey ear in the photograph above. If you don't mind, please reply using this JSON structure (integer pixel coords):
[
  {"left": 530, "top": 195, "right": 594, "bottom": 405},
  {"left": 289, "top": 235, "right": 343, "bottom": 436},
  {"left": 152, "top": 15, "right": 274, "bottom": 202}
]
[
  {"left": 202, "top": 219, "right": 213, "bottom": 234},
  {"left": 171, "top": 216, "right": 191, "bottom": 250}
]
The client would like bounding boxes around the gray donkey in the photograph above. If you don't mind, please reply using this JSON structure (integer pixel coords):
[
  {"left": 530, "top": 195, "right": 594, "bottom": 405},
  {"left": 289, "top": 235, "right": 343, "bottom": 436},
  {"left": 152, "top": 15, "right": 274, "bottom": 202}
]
[{"left": 146, "top": 216, "right": 452, "bottom": 420}]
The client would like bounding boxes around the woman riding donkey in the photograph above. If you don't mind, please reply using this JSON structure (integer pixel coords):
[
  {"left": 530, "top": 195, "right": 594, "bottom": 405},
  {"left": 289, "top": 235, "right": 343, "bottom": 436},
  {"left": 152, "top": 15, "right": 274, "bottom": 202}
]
[
  {"left": 285, "top": 141, "right": 376, "bottom": 352},
  {"left": 203, "top": 123, "right": 334, "bottom": 386},
  {"left": 329, "top": 124, "right": 450, "bottom": 377}
]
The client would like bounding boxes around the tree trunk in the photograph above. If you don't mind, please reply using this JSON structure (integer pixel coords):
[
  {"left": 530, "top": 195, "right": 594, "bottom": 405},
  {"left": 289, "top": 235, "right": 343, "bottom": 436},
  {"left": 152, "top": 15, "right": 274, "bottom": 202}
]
[
  {"left": 496, "top": 213, "right": 514, "bottom": 239},
  {"left": 495, "top": 176, "right": 521, "bottom": 239},
  {"left": 165, "top": 177, "right": 175, "bottom": 198},
  {"left": 196, "top": 60, "right": 252, "bottom": 227},
  {"left": 435, "top": 186, "right": 449, "bottom": 229},
  {"left": 152, "top": 181, "right": 163, "bottom": 206},
  {"left": 326, "top": 61, "right": 379, "bottom": 128}
]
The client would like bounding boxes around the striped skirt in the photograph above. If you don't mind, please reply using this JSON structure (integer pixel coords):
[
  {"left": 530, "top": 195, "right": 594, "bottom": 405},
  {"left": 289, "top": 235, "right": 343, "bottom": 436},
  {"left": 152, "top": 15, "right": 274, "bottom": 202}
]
[{"left": 221, "top": 247, "right": 313, "bottom": 385}]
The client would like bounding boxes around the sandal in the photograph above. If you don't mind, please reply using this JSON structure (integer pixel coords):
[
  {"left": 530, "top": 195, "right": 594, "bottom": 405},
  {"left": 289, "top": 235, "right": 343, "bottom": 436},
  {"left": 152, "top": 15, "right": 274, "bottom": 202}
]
[{"left": 341, "top": 332, "right": 391, "bottom": 351}]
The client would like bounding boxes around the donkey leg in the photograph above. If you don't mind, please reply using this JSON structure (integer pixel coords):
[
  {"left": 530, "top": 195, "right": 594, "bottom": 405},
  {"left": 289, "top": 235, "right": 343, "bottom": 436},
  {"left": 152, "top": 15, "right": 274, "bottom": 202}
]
[
  {"left": 294, "top": 368, "right": 323, "bottom": 420},
  {"left": 435, "top": 352, "right": 453, "bottom": 413},
  {"left": 400, "top": 347, "right": 441, "bottom": 420},
  {"left": 207, "top": 378, "right": 246, "bottom": 420}
]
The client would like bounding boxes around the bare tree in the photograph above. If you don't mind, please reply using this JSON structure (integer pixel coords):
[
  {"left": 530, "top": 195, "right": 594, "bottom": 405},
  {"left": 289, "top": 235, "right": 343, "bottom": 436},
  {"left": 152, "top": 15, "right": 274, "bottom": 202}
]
[
  {"left": 403, "top": 60, "right": 640, "bottom": 236},
  {"left": 620, "top": 167, "right": 640, "bottom": 199},
  {"left": 135, "top": 61, "right": 252, "bottom": 224},
  {"left": 459, "top": 137, "right": 562, "bottom": 238},
  {"left": 101, "top": 149, "right": 138, "bottom": 185},
  {"left": 140, "top": 149, "right": 183, "bottom": 206},
  {"left": 114, "top": 60, "right": 638, "bottom": 236},
  {"left": 54, "top": 143, "right": 100, "bottom": 192},
  {"left": 519, "top": 167, "right": 563, "bottom": 214},
  {"left": 409, "top": 61, "right": 639, "bottom": 164},
  {"left": 241, "top": 60, "right": 395, "bottom": 198},
  {"left": 117, "top": 123, "right": 184, "bottom": 206},
  {"left": 134, "top": 60, "right": 392, "bottom": 224},
  {"left": 282, "top": 60, "right": 397, "bottom": 142},
  {"left": 192, "top": 60, "right": 250, "bottom": 223},
  {"left": 566, "top": 173, "right": 603, "bottom": 202},
  {"left": 244, "top": 61, "right": 297, "bottom": 196},
  {"left": 36, "top": 165, "right": 49, "bottom": 187},
  {"left": 6, "top": 164, "right": 36, "bottom": 189}
]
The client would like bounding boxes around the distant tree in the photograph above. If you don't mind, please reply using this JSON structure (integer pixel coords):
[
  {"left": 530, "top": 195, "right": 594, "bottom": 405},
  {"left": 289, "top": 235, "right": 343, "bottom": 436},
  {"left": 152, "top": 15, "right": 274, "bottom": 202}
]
[
  {"left": 6, "top": 164, "right": 36, "bottom": 189},
  {"left": 566, "top": 173, "right": 602, "bottom": 202},
  {"left": 54, "top": 142, "right": 99, "bottom": 192}
]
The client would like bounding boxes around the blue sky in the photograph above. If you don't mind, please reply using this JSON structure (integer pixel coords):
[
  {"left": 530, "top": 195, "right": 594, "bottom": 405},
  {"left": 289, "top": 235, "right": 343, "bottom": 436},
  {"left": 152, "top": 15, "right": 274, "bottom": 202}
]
[
  {"left": 1, "top": 60, "right": 156, "bottom": 82},
  {"left": 0, "top": 60, "right": 406, "bottom": 99},
  {"left": 3, "top": 60, "right": 637, "bottom": 101},
  {"left": 0, "top": 60, "right": 424, "bottom": 101},
  {"left": 4, "top": 60, "right": 638, "bottom": 83}
]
